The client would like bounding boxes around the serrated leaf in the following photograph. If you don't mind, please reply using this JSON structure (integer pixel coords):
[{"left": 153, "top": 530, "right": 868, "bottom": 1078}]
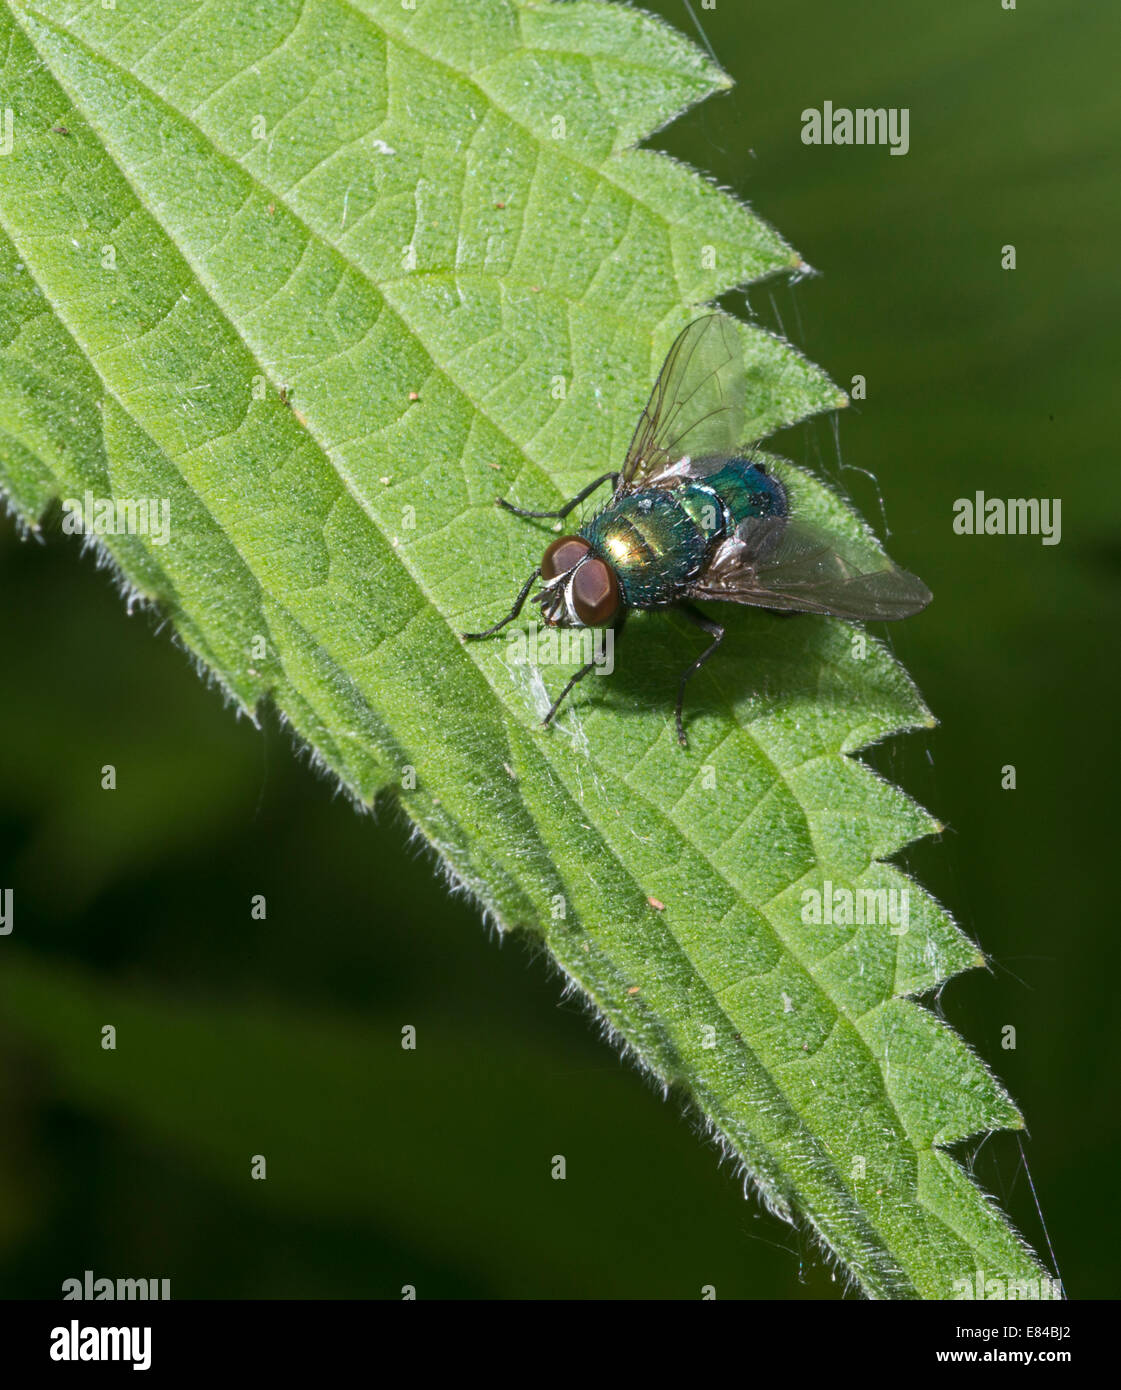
[{"left": 0, "top": 0, "right": 1051, "bottom": 1297}]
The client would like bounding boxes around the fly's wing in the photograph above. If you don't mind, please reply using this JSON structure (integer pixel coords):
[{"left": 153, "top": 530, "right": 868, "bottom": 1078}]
[
  {"left": 688, "top": 515, "right": 932, "bottom": 621},
  {"left": 619, "top": 315, "right": 746, "bottom": 496}
]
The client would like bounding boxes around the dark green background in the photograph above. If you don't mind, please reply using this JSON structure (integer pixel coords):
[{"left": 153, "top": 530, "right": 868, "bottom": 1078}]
[{"left": 1, "top": 1, "right": 1116, "bottom": 1298}]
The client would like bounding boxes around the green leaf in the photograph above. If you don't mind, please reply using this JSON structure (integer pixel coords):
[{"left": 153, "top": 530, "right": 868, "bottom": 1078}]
[{"left": 0, "top": 0, "right": 1050, "bottom": 1297}]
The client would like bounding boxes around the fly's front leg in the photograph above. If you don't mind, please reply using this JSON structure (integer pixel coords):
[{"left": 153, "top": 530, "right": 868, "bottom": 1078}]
[
  {"left": 675, "top": 603, "right": 725, "bottom": 748},
  {"left": 461, "top": 567, "right": 539, "bottom": 640},
  {"left": 543, "top": 612, "right": 626, "bottom": 728},
  {"left": 498, "top": 471, "right": 619, "bottom": 521},
  {"left": 543, "top": 661, "right": 596, "bottom": 728}
]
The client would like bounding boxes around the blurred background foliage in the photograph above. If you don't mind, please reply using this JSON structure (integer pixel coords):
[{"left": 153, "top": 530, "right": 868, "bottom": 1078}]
[{"left": 1, "top": 0, "right": 1117, "bottom": 1298}]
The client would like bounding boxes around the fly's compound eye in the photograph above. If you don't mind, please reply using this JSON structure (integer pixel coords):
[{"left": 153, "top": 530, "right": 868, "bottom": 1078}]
[
  {"left": 540, "top": 535, "right": 591, "bottom": 581},
  {"left": 570, "top": 557, "right": 620, "bottom": 626}
]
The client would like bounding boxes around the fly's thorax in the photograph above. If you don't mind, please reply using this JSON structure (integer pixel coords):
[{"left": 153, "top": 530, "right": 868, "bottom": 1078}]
[{"left": 581, "top": 490, "right": 710, "bottom": 609}]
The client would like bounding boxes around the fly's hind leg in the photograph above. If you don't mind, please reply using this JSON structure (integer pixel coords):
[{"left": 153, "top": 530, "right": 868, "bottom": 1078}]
[
  {"left": 675, "top": 603, "right": 725, "bottom": 748},
  {"left": 498, "top": 471, "right": 619, "bottom": 521}
]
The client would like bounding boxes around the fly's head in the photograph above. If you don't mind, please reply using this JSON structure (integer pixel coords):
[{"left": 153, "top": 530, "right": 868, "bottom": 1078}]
[{"left": 535, "top": 535, "right": 621, "bottom": 629}]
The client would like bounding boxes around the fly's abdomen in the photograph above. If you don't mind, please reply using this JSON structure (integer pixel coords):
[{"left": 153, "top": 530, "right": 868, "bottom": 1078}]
[
  {"left": 581, "top": 491, "right": 708, "bottom": 607},
  {"left": 696, "top": 458, "right": 788, "bottom": 527}
]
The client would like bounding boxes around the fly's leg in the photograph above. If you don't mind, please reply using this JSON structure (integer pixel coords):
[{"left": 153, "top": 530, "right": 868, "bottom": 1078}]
[
  {"left": 498, "top": 471, "right": 619, "bottom": 521},
  {"left": 675, "top": 604, "right": 725, "bottom": 748},
  {"left": 461, "top": 568, "right": 539, "bottom": 640},
  {"left": 543, "top": 612, "right": 626, "bottom": 728},
  {"left": 543, "top": 661, "right": 596, "bottom": 728}
]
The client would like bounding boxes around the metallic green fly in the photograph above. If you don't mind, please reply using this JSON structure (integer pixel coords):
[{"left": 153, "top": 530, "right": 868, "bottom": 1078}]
[{"left": 464, "top": 314, "right": 931, "bottom": 746}]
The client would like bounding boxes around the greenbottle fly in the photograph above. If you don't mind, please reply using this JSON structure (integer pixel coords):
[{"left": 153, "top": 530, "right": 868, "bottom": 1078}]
[{"left": 463, "top": 314, "right": 931, "bottom": 746}]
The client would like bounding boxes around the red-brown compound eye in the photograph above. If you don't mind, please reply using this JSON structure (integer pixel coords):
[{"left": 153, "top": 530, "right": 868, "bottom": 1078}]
[
  {"left": 540, "top": 535, "right": 592, "bottom": 580},
  {"left": 570, "top": 557, "right": 620, "bottom": 626}
]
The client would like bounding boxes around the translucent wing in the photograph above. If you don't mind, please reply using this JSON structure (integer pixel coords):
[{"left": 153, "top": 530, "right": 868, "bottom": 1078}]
[
  {"left": 688, "top": 515, "right": 932, "bottom": 621},
  {"left": 619, "top": 315, "right": 746, "bottom": 495}
]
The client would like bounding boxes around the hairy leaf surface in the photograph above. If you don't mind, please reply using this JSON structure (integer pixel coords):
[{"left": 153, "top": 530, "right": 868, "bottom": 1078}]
[{"left": 0, "top": 0, "right": 1049, "bottom": 1297}]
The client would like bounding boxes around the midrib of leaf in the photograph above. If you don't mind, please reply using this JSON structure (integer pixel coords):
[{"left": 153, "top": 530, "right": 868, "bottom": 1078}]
[{"left": 0, "top": 0, "right": 1050, "bottom": 1298}]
